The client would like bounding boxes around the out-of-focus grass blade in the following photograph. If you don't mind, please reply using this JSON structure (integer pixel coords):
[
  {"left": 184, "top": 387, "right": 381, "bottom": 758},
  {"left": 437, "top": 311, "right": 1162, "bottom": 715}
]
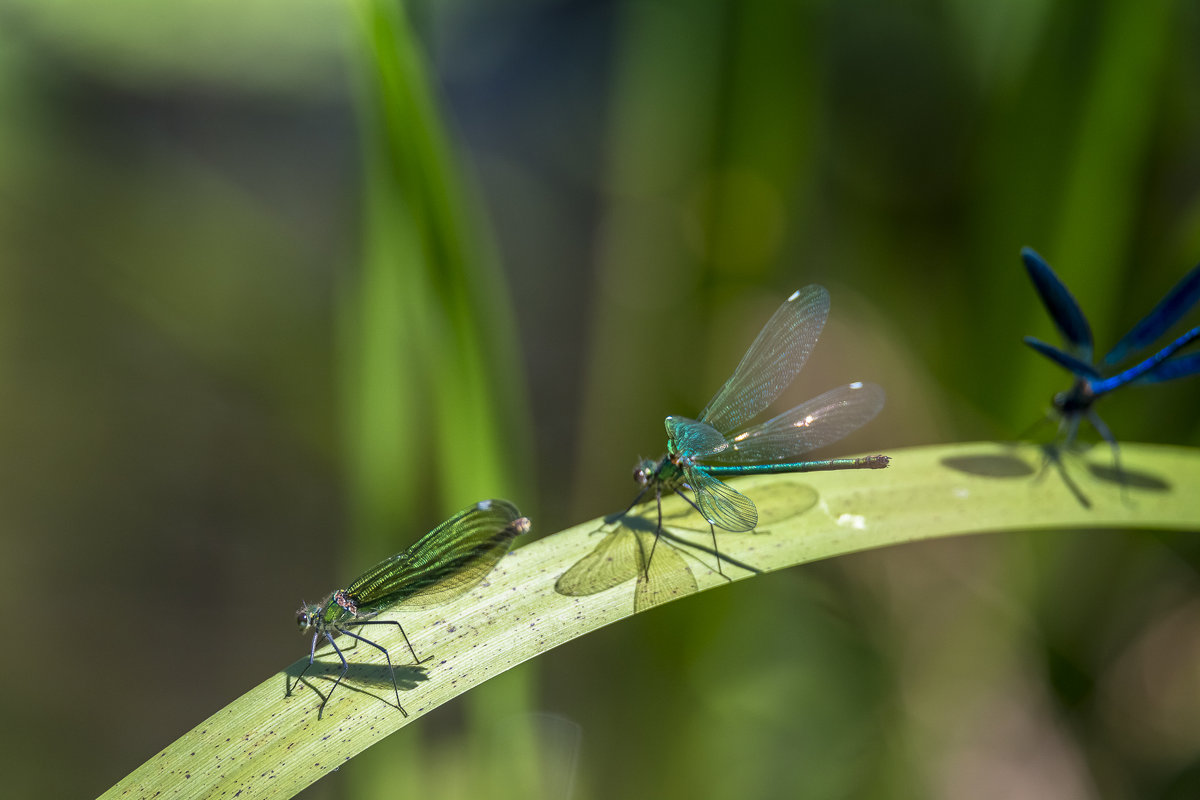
[
  {"left": 343, "top": 0, "right": 529, "bottom": 543},
  {"left": 342, "top": 0, "right": 533, "bottom": 796}
]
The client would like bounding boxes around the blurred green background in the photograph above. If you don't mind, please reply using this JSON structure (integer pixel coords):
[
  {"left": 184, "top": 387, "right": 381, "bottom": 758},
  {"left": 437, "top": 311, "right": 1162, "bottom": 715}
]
[{"left": 3, "top": 0, "right": 1200, "bottom": 797}]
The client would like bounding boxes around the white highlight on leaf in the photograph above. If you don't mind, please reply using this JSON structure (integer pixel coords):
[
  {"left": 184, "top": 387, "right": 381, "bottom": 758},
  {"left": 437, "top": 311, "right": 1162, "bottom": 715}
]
[{"left": 836, "top": 513, "right": 866, "bottom": 530}]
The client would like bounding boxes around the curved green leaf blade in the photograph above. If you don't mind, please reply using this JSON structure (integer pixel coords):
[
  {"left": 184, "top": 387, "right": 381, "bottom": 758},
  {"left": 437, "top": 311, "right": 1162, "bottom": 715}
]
[{"left": 102, "top": 442, "right": 1200, "bottom": 799}]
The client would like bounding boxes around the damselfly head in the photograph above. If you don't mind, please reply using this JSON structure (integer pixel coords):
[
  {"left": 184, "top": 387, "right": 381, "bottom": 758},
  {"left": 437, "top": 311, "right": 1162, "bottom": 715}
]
[
  {"left": 296, "top": 603, "right": 317, "bottom": 632},
  {"left": 633, "top": 458, "right": 657, "bottom": 486},
  {"left": 1053, "top": 382, "right": 1093, "bottom": 415}
]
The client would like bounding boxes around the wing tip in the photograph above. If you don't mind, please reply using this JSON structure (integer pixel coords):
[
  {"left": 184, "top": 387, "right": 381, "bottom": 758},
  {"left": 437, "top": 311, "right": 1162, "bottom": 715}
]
[{"left": 1021, "top": 246, "right": 1047, "bottom": 271}]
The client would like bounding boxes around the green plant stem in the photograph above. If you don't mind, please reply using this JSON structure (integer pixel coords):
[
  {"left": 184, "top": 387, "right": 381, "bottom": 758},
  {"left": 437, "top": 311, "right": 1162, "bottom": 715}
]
[{"left": 100, "top": 442, "right": 1200, "bottom": 800}]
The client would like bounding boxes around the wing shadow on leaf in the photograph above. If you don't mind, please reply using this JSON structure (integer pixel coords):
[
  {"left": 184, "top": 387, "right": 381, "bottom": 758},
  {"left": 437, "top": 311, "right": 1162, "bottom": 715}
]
[
  {"left": 941, "top": 452, "right": 1037, "bottom": 478},
  {"left": 556, "top": 480, "right": 819, "bottom": 613},
  {"left": 1086, "top": 461, "right": 1170, "bottom": 490},
  {"left": 554, "top": 516, "right": 700, "bottom": 613}
]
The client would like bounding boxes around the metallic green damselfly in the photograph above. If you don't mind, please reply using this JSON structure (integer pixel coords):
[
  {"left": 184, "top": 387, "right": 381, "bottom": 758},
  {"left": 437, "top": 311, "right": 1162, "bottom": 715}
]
[
  {"left": 625, "top": 287, "right": 887, "bottom": 574},
  {"left": 292, "top": 499, "right": 530, "bottom": 718}
]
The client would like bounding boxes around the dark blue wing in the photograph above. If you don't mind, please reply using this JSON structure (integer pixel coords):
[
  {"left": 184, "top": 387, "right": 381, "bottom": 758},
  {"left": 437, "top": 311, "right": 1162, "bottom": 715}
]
[
  {"left": 1138, "top": 352, "right": 1200, "bottom": 384},
  {"left": 1094, "top": 326, "right": 1200, "bottom": 392},
  {"left": 1023, "top": 336, "right": 1102, "bottom": 380},
  {"left": 698, "top": 286, "right": 829, "bottom": 435},
  {"left": 1023, "top": 248, "right": 1094, "bottom": 363},
  {"left": 1103, "top": 261, "right": 1200, "bottom": 366}
]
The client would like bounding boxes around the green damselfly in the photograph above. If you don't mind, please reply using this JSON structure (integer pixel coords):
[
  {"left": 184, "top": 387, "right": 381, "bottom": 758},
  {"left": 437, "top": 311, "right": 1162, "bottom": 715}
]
[
  {"left": 627, "top": 287, "right": 887, "bottom": 572},
  {"left": 292, "top": 499, "right": 530, "bottom": 718}
]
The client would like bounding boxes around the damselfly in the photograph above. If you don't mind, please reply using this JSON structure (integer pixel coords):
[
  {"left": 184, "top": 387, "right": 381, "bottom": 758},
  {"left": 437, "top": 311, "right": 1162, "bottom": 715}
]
[
  {"left": 1022, "top": 247, "right": 1200, "bottom": 463},
  {"left": 292, "top": 499, "right": 530, "bottom": 718}
]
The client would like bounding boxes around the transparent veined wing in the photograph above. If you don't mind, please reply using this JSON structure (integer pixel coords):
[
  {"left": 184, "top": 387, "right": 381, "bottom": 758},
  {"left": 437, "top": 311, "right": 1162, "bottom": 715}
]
[
  {"left": 1103, "top": 261, "right": 1200, "bottom": 366},
  {"left": 1023, "top": 248, "right": 1094, "bottom": 363},
  {"left": 698, "top": 286, "right": 830, "bottom": 435},
  {"left": 687, "top": 466, "right": 758, "bottom": 532},
  {"left": 704, "top": 382, "right": 885, "bottom": 464}
]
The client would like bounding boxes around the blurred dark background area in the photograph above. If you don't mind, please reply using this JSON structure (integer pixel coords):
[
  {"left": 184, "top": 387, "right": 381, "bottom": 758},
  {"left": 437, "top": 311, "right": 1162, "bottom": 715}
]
[{"left": 2, "top": 1, "right": 1199, "bottom": 798}]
